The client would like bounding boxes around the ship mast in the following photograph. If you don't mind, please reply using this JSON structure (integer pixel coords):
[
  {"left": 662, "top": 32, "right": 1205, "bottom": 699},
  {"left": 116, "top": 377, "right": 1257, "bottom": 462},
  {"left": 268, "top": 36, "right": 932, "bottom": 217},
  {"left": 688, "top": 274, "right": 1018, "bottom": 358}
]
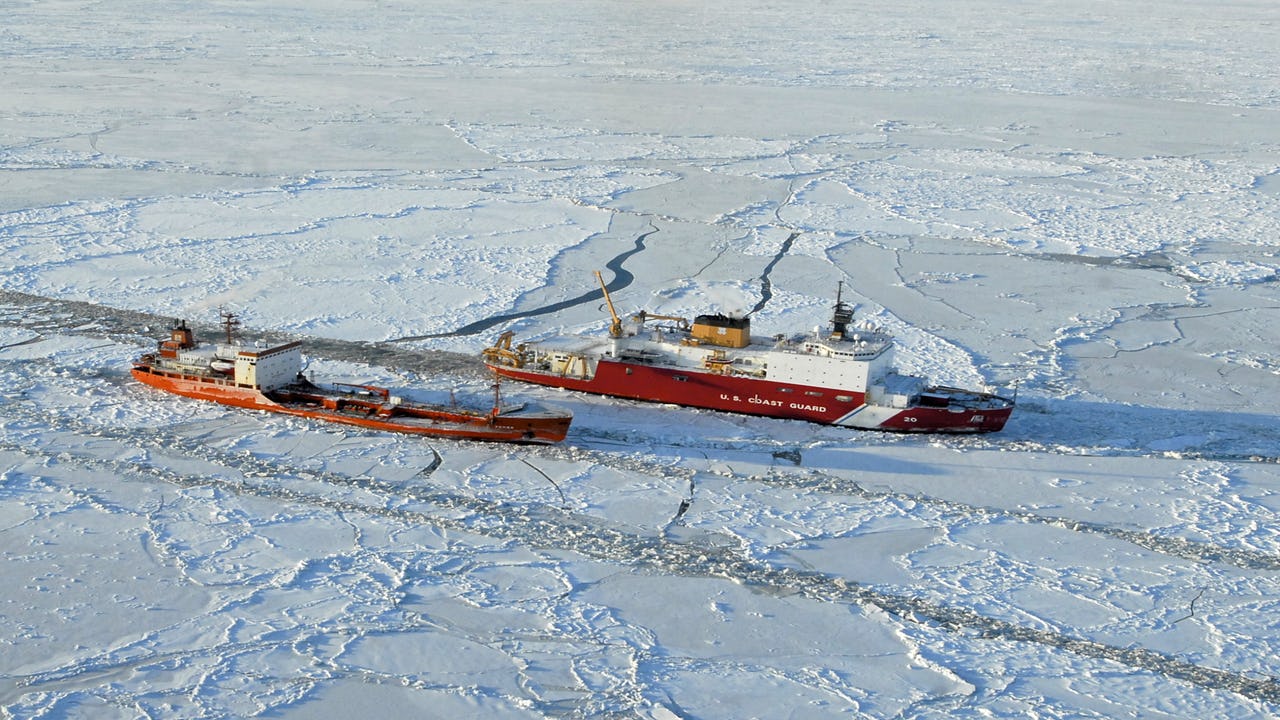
[
  {"left": 220, "top": 309, "right": 242, "bottom": 344},
  {"left": 490, "top": 373, "right": 501, "bottom": 417},
  {"left": 830, "top": 281, "right": 854, "bottom": 338}
]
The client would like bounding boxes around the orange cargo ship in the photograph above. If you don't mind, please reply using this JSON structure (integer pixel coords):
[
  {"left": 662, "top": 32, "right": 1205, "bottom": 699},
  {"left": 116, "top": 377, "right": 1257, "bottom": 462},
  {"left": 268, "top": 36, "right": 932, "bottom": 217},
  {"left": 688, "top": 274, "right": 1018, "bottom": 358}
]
[{"left": 132, "top": 312, "right": 571, "bottom": 443}]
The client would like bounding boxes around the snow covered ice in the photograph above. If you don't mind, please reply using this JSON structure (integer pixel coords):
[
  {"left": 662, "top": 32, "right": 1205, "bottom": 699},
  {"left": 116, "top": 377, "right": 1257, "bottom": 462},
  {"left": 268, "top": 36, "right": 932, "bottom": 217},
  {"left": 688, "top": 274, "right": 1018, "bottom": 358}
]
[{"left": 3, "top": 0, "right": 1280, "bottom": 717}]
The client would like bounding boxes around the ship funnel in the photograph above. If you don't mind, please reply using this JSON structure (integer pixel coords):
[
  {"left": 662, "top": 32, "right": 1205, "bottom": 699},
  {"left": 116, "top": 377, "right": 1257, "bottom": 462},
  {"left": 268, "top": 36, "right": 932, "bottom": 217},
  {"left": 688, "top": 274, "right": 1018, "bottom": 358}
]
[{"left": 692, "top": 314, "right": 750, "bottom": 348}]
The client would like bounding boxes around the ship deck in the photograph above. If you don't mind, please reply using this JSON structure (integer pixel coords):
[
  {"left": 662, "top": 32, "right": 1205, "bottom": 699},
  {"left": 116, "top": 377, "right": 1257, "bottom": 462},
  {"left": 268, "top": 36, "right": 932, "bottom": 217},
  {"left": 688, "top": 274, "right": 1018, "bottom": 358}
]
[{"left": 527, "top": 335, "right": 612, "bottom": 354}]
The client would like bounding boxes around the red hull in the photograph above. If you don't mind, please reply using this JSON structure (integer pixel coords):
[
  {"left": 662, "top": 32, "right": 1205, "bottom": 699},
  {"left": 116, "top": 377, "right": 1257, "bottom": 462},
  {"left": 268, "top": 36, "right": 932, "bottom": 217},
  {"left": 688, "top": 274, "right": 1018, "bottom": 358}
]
[
  {"left": 487, "top": 359, "right": 1012, "bottom": 433},
  {"left": 132, "top": 365, "right": 571, "bottom": 443}
]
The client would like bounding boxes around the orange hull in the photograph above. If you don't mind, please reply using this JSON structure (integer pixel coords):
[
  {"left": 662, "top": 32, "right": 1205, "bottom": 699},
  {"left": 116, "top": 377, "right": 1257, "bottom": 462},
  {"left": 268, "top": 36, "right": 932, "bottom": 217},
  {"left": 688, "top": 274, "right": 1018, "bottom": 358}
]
[{"left": 132, "top": 365, "right": 571, "bottom": 444}]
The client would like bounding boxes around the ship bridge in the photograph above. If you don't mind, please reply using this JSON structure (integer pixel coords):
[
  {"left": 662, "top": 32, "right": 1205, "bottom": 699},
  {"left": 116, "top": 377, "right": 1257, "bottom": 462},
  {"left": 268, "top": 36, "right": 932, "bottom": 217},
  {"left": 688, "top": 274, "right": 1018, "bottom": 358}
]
[
  {"left": 766, "top": 330, "right": 895, "bottom": 390},
  {"left": 797, "top": 334, "right": 891, "bottom": 360},
  {"left": 233, "top": 342, "right": 302, "bottom": 390}
]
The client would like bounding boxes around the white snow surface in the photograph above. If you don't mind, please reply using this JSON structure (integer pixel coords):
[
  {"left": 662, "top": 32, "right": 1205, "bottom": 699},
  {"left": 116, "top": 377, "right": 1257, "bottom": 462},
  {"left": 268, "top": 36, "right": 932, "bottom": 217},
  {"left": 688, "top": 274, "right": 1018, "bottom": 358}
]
[{"left": 3, "top": 1, "right": 1280, "bottom": 717}]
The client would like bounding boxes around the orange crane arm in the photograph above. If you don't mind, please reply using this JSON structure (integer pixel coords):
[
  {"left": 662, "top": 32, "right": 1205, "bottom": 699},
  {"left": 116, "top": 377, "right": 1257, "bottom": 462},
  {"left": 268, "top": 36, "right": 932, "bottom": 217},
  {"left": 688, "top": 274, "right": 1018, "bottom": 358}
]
[{"left": 594, "top": 270, "right": 623, "bottom": 337}]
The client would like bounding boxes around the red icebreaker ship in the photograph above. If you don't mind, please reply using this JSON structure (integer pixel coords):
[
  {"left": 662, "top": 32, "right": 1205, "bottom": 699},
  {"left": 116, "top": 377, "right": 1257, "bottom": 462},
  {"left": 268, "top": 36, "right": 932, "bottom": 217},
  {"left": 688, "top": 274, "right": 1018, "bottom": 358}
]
[{"left": 482, "top": 273, "right": 1013, "bottom": 433}]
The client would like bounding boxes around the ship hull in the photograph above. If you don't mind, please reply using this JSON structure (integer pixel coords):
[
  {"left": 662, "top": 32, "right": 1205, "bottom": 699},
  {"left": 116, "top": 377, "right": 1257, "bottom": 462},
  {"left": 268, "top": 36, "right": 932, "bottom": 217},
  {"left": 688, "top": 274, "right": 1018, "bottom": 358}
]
[
  {"left": 132, "top": 365, "right": 571, "bottom": 443},
  {"left": 486, "top": 358, "right": 1011, "bottom": 433}
]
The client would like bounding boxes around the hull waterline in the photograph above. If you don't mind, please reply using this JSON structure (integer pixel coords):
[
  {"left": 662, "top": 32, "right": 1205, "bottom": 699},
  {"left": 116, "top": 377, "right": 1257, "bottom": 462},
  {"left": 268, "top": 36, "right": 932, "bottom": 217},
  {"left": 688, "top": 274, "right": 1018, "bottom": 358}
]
[{"left": 486, "top": 359, "right": 1012, "bottom": 433}]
